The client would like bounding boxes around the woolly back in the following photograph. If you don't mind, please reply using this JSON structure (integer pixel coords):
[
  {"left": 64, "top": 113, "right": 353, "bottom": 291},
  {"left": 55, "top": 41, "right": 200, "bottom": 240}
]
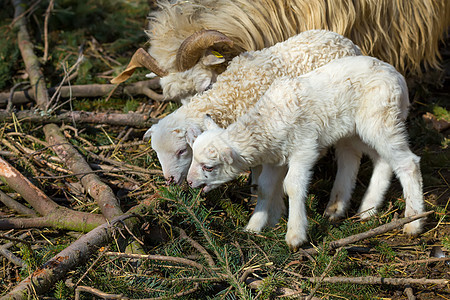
[{"left": 147, "top": 0, "right": 448, "bottom": 75}]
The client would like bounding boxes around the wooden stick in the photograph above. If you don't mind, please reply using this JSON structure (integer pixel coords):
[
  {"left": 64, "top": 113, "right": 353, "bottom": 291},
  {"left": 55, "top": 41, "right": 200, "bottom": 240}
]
[
  {"left": 0, "top": 156, "right": 105, "bottom": 232},
  {"left": 0, "top": 79, "right": 163, "bottom": 106},
  {"left": 306, "top": 276, "right": 448, "bottom": 286},
  {"left": 0, "top": 109, "right": 158, "bottom": 128},
  {"left": 0, "top": 190, "right": 38, "bottom": 217},
  {"left": 304, "top": 211, "right": 433, "bottom": 255},
  {"left": 0, "top": 214, "right": 137, "bottom": 300},
  {"left": 44, "top": 124, "right": 123, "bottom": 220},
  {"left": 12, "top": 0, "right": 50, "bottom": 110},
  {"left": 104, "top": 251, "right": 204, "bottom": 271}
]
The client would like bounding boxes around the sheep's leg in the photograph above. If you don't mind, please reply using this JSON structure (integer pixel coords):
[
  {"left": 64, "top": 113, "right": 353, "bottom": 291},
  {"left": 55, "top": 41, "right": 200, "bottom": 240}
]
[
  {"left": 284, "top": 149, "right": 319, "bottom": 251},
  {"left": 325, "top": 138, "right": 362, "bottom": 220},
  {"left": 357, "top": 148, "right": 393, "bottom": 219},
  {"left": 250, "top": 165, "right": 263, "bottom": 197},
  {"left": 245, "top": 164, "right": 287, "bottom": 232},
  {"left": 359, "top": 122, "right": 424, "bottom": 235}
]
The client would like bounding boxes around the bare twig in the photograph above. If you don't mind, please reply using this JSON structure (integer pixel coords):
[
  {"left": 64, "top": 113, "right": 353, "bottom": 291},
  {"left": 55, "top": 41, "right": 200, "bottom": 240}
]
[
  {"left": 104, "top": 251, "right": 204, "bottom": 271},
  {"left": 305, "top": 276, "right": 448, "bottom": 286},
  {"left": 178, "top": 227, "right": 216, "bottom": 268},
  {"left": 12, "top": 0, "right": 50, "bottom": 110},
  {"left": 306, "top": 248, "right": 342, "bottom": 300},
  {"left": 42, "top": 0, "right": 54, "bottom": 63},
  {"left": 303, "top": 211, "right": 433, "bottom": 255},
  {"left": 0, "top": 79, "right": 163, "bottom": 106},
  {"left": 0, "top": 109, "right": 158, "bottom": 128},
  {"left": 404, "top": 285, "right": 416, "bottom": 300},
  {"left": 75, "top": 286, "right": 126, "bottom": 300},
  {"left": 0, "top": 232, "right": 30, "bottom": 268}
]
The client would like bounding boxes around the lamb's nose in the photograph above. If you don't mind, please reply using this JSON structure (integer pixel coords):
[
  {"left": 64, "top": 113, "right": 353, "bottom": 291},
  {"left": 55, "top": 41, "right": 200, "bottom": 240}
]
[{"left": 165, "top": 176, "right": 174, "bottom": 185}]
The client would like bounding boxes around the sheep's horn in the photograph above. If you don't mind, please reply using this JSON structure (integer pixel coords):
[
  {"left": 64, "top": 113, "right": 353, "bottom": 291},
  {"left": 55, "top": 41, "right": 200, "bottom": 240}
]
[
  {"left": 176, "top": 30, "right": 234, "bottom": 71},
  {"left": 111, "top": 48, "right": 168, "bottom": 84}
]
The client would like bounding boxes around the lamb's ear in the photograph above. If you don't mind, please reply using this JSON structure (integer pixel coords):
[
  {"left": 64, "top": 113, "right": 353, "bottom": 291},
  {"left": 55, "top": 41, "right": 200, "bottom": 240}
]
[
  {"left": 221, "top": 146, "right": 235, "bottom": 165},
  {"left": 143, "top": 125, "right": 156, "bottom": 142},
  {"left": 186, "top": 126, "right": 202, "bottom": 147},
  {"left": 204, "top": 114, "right": 220, "bottom": 130}
]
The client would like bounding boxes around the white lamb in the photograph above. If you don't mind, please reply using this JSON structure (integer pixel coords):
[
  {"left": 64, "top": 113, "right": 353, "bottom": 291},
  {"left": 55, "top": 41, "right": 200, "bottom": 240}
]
[
  {"left": 145, "top": 30, "right": 372, "bottom": 230},
  {"left": 186, "top": 55, "right": 425, "bottom": 250}
]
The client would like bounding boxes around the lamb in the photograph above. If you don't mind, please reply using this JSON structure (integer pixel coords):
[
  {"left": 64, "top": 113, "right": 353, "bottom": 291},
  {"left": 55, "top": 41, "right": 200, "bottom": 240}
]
[
  {"left": 111, "top": 0, "right": 449, "bottom": 101},
  {"left": 144, "top": 30, "right": 401, "bottom": 232},
  {"left": 186, "top": 55, "right": 425, "bottom": 250}
]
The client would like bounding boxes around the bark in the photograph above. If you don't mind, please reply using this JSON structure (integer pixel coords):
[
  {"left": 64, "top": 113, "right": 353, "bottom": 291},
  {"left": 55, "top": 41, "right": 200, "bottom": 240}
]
[
  {"left": 0, "top": 214, "right": 135, "bottom": 300},
  {"left": 0, "top": 156, "right": 105, "bottom": 232},
  {"left": 44, "top": 124, "right": 123, "bottom": 220},
  {"left": 0, "top": 190, "right": 37, "bottom": 217},
  {"left": 306, "top": 276, "right": 448, "bottom": 286},
  {"left": 0, "top": 79, "right": 163, "bottom": 106},
  {"left": 12, "top": 0, "right": 50, "bottom": 111},
  {"left": 0, "top": 110, "right": 158, "bottom": 128}
]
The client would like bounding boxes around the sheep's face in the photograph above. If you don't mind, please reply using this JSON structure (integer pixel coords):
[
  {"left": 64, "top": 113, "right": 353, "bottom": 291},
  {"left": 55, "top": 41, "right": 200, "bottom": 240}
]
[
  {"left": 187, "top": 117, "right": 240, "bottom": 193},
  {"left": 144, "top": 118, "right": 199, "bottom": 185},
  {"left": 160, "top": 55, "right": 227, "bottom": 102}
]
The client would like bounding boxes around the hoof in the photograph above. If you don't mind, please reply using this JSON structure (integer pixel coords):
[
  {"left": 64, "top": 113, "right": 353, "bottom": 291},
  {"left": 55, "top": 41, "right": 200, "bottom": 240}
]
[
  {"left": 403, "top": 219, "right": 423, "bottom": 236},
  {"left": 286, "top": 231, "right": 307, "bottom": 252}
]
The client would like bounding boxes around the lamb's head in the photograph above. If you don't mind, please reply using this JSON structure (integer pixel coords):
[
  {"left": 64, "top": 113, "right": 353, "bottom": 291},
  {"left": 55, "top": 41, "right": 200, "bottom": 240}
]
[
  {"left": 143, "top": 112, "right": 202, "bottom": 185},
  {"left": 187, "top": 116, "right": 242, "bottom": 193},
  {"left": 111, "top": 30, "right": 235, "bottom": 101}
]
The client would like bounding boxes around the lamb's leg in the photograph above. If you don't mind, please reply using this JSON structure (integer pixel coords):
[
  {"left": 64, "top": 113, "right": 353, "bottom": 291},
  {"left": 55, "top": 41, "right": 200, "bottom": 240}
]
[
  {"left": 284, "top": 149, "right": 319, "bottom": 251},
  {"left": 357, "top": 148, "right": 393, "bottom": 219},
  {"left": 245, "top": 164, "right": 287, "bottom": 232},
  {"left": 325, "top": 138, "right": 362, "bottom": 220},
  {"left": 250, "top": 165, "right": 263, "bottom": 196},
  {"left": 359, "top": 123, "right": 424, "bottom": 235}
]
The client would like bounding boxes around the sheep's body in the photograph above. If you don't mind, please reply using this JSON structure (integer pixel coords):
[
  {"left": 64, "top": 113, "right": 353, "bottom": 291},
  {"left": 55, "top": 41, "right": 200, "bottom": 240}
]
[
  {"left": 187, "top": 56, "right": 424, "bottom": 250},
  {"left": 146, "top": 30, "right": 361, "bottom": 183},
  {"left": 146, "top": 0, "right": 449, "bottom": 99}
]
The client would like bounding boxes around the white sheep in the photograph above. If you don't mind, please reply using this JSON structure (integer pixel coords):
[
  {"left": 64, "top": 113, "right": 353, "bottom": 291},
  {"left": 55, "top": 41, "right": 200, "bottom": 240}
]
[
  {"left": 144, "top": 30, "right": 404, "bottom": 232},
  {"left": 112, "top": 0, "right": 449, "bottom": 101},
  {"left": 186, "top": 55, "right": 425, "bottom": 250}
]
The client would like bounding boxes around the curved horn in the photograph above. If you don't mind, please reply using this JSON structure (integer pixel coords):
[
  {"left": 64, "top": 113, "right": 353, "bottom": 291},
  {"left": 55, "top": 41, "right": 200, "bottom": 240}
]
[
  {"left": 111, "top": 48, "right": 168, "bottom": 84},
  {"left": 176, "top": 30, "right": 234, "bottom": 71}
]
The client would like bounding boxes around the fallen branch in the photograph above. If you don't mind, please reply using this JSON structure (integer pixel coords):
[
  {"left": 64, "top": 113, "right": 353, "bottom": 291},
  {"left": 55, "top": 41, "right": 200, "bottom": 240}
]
[
  {"left": 0, "top": 110, "right": 158, "bottom": 128},
  {"left": 303, "top": 211, "right": 433, "bottom": 255},
  {"left": 75, "top": 286, "right": 126, "bottom": 300},
  {"left": 0, "top": 156, "right": 105, "bottom": 232},
  {"left": 0, "top": 79, "right": 163, "bottom": 106},
  {"left": 0, "top": 232, "right": 30, "bottom": 268},
  {"left": 0, "top": 190, "right": 38, "bottom": 217},
  {"left": 0, "top": 214, "right": 137, "bottom": 300},
  {"left": 104, "top": 251, "right": 204, "bottom": 271},
  {"left": 44, "top": 124, "right": 123, "bottom": 220},
  {"left": 12, "top": 0, "right": 50, "bottom": 110},
  {"left": 306, "top": 276, "right": 448, "bottom": 286}
]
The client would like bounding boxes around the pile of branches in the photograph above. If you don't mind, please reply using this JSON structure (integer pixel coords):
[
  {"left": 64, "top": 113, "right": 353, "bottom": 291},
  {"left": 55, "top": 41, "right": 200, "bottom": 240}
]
[{"left": 0, "top": 1, "right": 449, "bottom": 299}]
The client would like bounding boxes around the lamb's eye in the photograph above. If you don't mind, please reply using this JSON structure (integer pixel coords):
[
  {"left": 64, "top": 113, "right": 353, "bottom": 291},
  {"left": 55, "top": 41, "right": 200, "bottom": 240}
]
[
  {"left": 176, "top": 148, "right": 187, "bottom": 156},
  {"left": 202, "top": 165, "right": 214, "bottom": 172}
]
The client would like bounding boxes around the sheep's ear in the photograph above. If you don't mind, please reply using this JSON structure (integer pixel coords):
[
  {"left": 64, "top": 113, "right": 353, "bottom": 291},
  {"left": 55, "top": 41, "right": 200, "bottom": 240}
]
[
  {"left": 202, "top": 50, "right": 226, "bottom": 66},
  {"left": 221, "top": 146, "right": 235, "bottom": 165},
  {"left": 143, "top": 125, "right": 156, "bottom": 142},
  {"left": 197, "top": 77, "right": 212, "bottom": 93},
  {"left": 186, "top": 126, "right": 202, "bottom": 147},
  {"left": 204, "top": 114, "right": 220, "bottom": 130}
]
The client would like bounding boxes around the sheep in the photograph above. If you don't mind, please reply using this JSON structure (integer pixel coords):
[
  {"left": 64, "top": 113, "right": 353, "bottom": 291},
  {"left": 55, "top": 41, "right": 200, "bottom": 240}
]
[
  {"left": 144, "top": 29, "right": 361, "bottom": 182},
  {"left": 186, "top": 55, "right": 425, "bottom": 250},
  {"left": 111, "top": 0, "right": 449, "bottom": 101}
]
